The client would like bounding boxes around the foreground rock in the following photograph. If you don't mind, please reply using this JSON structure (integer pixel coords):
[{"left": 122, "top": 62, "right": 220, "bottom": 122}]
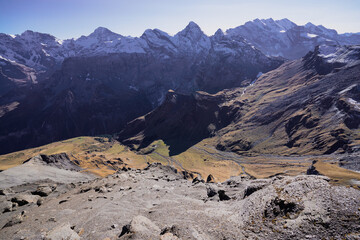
[
  {"left": 0, "top": 153, "right": 95, "bottom": 188},
  {"left": 0, "top": 163, "right": 359, "bottom": 239},
  {"left": 44, "top": 223, "right": 80, "bottom": 240}
]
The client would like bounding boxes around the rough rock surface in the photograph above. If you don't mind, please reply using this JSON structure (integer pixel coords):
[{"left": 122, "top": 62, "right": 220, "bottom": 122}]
[
  {"left": 0, "top": 163, "right": 359, "bottom": 239},
  {"left": 0, "top": 153, "right": 95, "bottom": 188}
]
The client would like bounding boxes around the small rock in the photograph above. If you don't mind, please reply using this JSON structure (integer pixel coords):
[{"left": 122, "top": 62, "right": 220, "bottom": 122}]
[
  {"left": 306, "top": 160, "right": 321, "bottom": 175},
  {"left": 206, "top": 174, "right": 215, "bottom": 183},
  {"left": 0, "top": 201, "right": 13, "bottom": 213},
  {"left": 59, "top": 199, "right": 68, "bottom": 204},
  {"left": 95, "top": 186, "right": 108, "bottom": 193},
  {"left": 2, "top": 213, "right": 23, "bottom": 228},
  {"left": 11, "top": 194, "right": 40, "bottom": 206},
  {"left": 161, "top": 233, "right": 179, "bottom": 240},
  {"left": 206, "top": 185, "right": 218, "bottom": 197},
  {"left": 119, "top": 186, "right": 132, "bottom": 191},
  {"left": 0, "top": 188, "right": 14, "bottom": 196},
  {"left": 12, "top": 202, "right": 18, "bottom": 208},
  {"left": 32, "top": 186, "right": 53, "bottom": 197},
  {"left": 111, "top": 224, "right": 118, "bottom": 229},
  {"left": 79, "top": 186, "right": 92, "bottom": 193},
  {"left": 218, "top": 190, "right": 231, "bottom": 201},
  {"left": 48, "top": 217, "right": 56, "bottom": 222},
  {"left": 160, "top": 225, "right": 181, "bottom": 238},
  {"left": 192, "top": 176, "right": 205, "bottom": 184},
  {"left": 37, "top": 198, "right": 44, "bottom": 206}
]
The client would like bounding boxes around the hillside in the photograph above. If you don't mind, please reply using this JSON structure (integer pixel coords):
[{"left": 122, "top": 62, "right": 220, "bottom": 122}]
[{"left": 118, "top": 45, "right": 360, "bottom": 157}]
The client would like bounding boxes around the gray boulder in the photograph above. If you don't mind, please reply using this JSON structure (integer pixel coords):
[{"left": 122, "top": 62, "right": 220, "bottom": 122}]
[{"left": 44, "top": 223, "right": 80, "bottom": 240}]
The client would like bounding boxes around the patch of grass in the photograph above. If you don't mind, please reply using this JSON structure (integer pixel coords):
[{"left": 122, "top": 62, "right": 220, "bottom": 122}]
[{"left": 314, "top": 160, "right": 360, "bottom": 185}]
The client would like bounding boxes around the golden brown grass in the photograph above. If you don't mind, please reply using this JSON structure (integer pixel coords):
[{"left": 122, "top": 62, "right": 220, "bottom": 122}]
[
  {"left": 1, "top": 135, "right": 359, "bottom": 186},
  {"left": 314, "top": 160, "right": 360, "bottom": 185}
]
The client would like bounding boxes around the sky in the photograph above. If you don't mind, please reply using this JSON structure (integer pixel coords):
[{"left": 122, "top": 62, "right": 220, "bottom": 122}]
[{"left": 0, "top": 0, "right": 360, "bottom": 39}]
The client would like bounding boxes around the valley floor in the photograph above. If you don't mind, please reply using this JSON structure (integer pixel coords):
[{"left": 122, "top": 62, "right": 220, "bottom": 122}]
[{"left": 1, "top": 136, "right": 360, "bottom": 187}]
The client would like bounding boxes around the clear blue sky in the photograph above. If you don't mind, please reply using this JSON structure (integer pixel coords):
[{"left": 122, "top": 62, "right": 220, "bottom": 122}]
[{"left": 1, "top": 0, "right": 359, "bottom": 39}]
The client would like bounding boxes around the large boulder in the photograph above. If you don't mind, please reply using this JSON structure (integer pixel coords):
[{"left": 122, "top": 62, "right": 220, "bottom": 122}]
[
  {"left": 44, "top": 223, "right": 80, "bottom": 240},
  {"left": 32, "top": 185, "right": 54, "bottom": 197},
  {"left": 11, "top": 194, "right": 40, "bottom": 206},
  {"left": 120, "top": 215, "right": 160, "bottom": 239}
]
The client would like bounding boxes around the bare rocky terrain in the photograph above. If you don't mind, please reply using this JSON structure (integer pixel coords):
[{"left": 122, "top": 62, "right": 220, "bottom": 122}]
[{"left": 0, "top": 162, "right": 359, "bottom": 240}]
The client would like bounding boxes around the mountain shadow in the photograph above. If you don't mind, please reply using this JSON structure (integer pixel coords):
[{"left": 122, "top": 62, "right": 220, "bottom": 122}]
[{"left": 117, "top": 90, "right": 238, "bottom": 156}]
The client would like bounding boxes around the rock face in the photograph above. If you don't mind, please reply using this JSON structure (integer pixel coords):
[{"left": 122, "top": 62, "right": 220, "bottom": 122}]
[
  {"left": 117, "top": 90, "right": 238, "bottom": 155},
  {"left": 0, "top": 163, "right": 359, "bottom": 239},
  {"left": 0, "top": 153, "right": 94, "bottom": 188},
  {"left": 118, "top": 45, "right": 360, "bottom": 156},
  {"left": 24, "top": 153, "right": 82, "bottom": 171}
]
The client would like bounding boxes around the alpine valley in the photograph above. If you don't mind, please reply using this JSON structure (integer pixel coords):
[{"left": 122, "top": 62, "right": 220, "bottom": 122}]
[{"left": 0, "top": 18, "right": 360, "bottom": 240}]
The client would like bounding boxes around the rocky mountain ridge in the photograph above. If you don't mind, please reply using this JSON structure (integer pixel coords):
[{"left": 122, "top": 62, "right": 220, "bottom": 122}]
[
  {"left": 1, "top": 19, "right": 360, "bottom": 74},
  {"left": 226, "top": 18, "right": 360, "bottom": 59}
]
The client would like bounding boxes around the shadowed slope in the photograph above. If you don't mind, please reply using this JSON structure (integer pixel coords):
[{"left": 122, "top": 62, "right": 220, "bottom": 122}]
[{"left": 118, "top": 46, "right": 360, "bottom": 156}]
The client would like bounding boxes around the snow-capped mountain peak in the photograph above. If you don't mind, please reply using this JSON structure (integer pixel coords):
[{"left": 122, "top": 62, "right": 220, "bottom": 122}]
[
  {"left": 1, "top": 18, "right": 360, "bottom": 73},
  {"left": 19, "top": 30, "right": 58, "bottom": 44},
  {"left": 140, "top": 28, "right": 177, "bottom": 53},
  {"left": 172, "top": 21, "right": 211, "bottom": 53},
  {"left": 88, "top": 27, "right": 122, "bottom": 40},
  {"left": 141, "top": 28, "right": 172, "bottom": 40},
  {"left": 91, "top": 27, "right": 116, "bottom": 35}
]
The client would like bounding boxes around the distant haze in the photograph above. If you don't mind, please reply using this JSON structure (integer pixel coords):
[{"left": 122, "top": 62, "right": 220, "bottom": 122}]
[{"left": 1, "top": 0, "right": 360, "bottom": 39}]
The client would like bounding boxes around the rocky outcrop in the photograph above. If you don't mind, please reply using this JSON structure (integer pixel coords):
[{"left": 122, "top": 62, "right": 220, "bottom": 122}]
[
  {"left": 24, "top": 153, "right": 81, "bottom": 171},
  {"left": 0, "top": 163, "right": 359, "bottom": 239}
]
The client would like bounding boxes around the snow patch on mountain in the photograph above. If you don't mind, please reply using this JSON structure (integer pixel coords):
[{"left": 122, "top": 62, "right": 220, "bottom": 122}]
[{"left": 319, "top": 45, "right": 360, "bottom": 66}]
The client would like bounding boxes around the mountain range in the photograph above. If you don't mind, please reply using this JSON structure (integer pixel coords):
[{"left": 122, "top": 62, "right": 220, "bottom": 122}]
[
  {"left": 0, "top": 18, "right": 360, "bottom": 239},
  {"left": 0, "top": 18, "right": 360, "bottom": 155}
]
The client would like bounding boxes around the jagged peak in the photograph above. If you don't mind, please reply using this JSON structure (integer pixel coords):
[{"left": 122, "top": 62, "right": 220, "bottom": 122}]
[
  {"left": 214, "top": 28, "right": 224, "bottom": 36},
  {"left": 19, "top": 30, "right": 56, "bottom": 41},
  {"left": 261, "top": 18, "right": 275, "bottom": 23},
  {"left": 186, "top": 21, "right": 201, "bottom": 30},
  {"left": 176, "top": 21, "right": 205, "bottom": 38},
  {"left": 275, "top": 18, "right": 297, "bottom": 30},
  {"left": 277, "top": 18, "right": 292, "bottom": 22},
  {"left": 213, "top": 28, "right": 225, "bottom": 41},
  {"left": 305, "top": 22, "right": 317, "bottom": 28}
]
